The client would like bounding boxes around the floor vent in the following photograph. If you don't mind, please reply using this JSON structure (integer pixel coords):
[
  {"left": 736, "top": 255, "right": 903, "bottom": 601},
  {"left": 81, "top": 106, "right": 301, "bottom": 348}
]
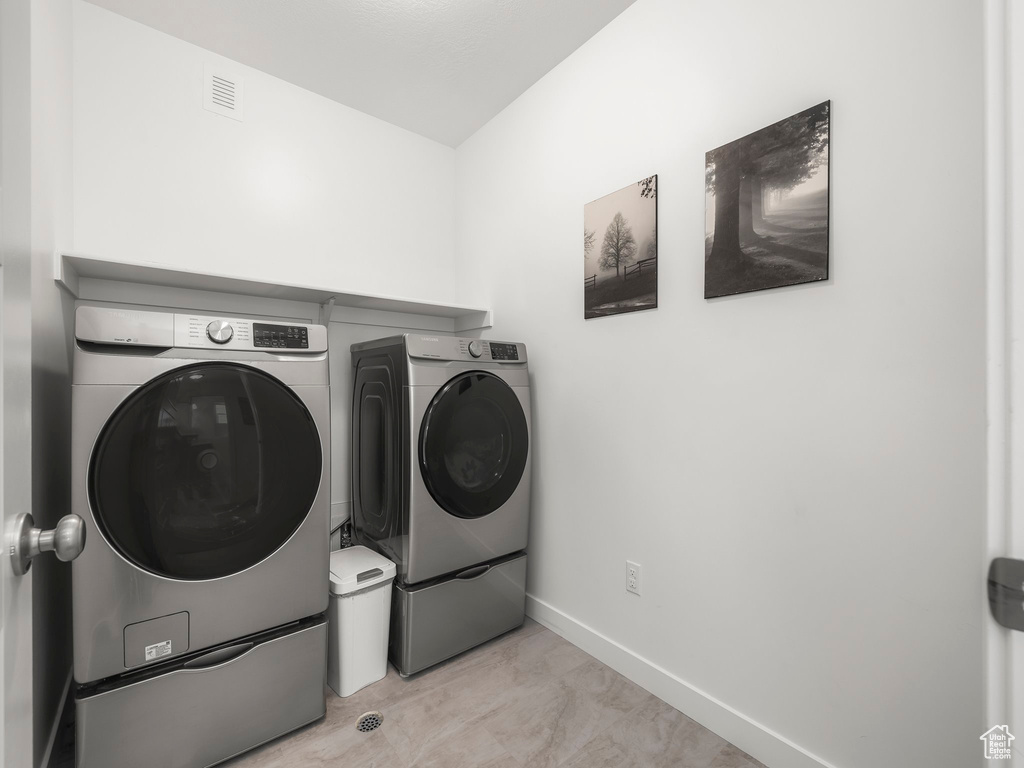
[
  {"left": 355, "top": 711, "right": 384, "bottom": 733},
  {"left": 203, "top": 65, "right": 244, "bottom": 121}
]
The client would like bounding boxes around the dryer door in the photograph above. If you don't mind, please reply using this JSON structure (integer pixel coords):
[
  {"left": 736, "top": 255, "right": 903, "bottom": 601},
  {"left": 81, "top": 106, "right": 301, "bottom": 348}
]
[
  {"left": 419, "top": 371, "right": 529, "bottom": 520},
  {"left": 89, "top": 363, "right": 323, "bottom": 580},
  {"left": 352, "top": 359, "right": 400, "bottom": 547}
]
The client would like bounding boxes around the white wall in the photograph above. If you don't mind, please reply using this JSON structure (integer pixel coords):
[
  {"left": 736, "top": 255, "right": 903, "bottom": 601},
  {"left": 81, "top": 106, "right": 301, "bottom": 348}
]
[
  {"left": 454, "top": 1, "right": 986, "bottom": 767},
  {"left": 72, "top": 1, "right": 457, "bottom": 304}
]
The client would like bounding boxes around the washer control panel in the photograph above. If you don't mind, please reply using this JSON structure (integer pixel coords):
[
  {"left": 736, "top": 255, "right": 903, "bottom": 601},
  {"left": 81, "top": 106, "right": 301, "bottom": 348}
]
[
  {"left": 180, "top": 314, "right": 254, "bottom": 348},
  {"left": 253, "top": 322, "right": 309, "bottom": 349},
  {"left": 74, "top": 307, "right": 328, "bottom": 352},
  {"left": 177, "top": 314, "right": 324, "bottom": 351}
]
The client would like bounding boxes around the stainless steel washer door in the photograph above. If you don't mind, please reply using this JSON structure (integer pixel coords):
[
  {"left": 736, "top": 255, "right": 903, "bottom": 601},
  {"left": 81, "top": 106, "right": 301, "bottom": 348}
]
[{"left": 89, "top": 362, "right": 322, "bottom": 581}]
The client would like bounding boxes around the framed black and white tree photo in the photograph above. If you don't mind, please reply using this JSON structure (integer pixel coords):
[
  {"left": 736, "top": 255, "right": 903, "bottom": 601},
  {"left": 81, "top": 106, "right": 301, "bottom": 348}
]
[
  {"left": 584, "top": 175, "right": 658, "bottom": 319},
  {"left": 704, "top": 101, "right": 830, "bottom": 299}
]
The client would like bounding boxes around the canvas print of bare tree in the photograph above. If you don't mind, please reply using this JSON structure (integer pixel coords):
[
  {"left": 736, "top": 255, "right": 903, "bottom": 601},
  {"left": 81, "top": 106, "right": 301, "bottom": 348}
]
[
  {"left": 705, "top": 101, "right": 830, "bottom": 299},
  {"left": 584, "top": 175, "right": 658, "bottom": 319}
]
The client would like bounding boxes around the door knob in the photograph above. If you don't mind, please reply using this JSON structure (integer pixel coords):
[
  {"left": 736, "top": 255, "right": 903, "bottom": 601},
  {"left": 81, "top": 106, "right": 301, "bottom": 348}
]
[{"left": 8, "top": 513, "right": 86, "bottom": 576}]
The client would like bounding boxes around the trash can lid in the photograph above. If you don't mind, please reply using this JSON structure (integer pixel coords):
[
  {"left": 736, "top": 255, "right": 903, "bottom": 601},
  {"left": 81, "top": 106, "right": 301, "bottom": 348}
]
[{"left": 329, "top": 546, "right": 396, "bottom": 596}]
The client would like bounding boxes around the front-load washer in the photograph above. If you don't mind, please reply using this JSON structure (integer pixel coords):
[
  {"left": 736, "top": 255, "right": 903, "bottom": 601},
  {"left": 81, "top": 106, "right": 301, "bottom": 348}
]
[
  {"left": 351, "top": 334, "right": 530, "bottom": 675},
  {"left": 71, "top": 306, "right": 330, "bottom": 768}
]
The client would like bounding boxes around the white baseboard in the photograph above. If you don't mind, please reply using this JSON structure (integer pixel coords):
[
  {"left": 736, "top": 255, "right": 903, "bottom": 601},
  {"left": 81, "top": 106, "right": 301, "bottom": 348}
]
[
  {"left": 39, "top": 666, "right": 73, "bottom": 768},
  {"left": 525, "top": 594, "right": 837, "bottom": 768}
]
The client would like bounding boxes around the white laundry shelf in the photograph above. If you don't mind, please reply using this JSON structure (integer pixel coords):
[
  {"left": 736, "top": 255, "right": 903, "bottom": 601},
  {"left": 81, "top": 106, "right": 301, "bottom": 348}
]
[{"left": 56, "top": 253, "right": 492, "bottom": 332}]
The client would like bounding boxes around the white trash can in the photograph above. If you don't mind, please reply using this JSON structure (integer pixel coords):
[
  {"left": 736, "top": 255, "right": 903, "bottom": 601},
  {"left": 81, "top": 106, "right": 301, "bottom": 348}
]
[{"left": 327, "top": 546, "right": 397, "bottom": 697}]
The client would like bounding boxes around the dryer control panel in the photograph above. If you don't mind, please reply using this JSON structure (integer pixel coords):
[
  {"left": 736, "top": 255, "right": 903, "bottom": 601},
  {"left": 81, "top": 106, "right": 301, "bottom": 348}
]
[
  {"left": 405, "top": 334, "right": 527, "bottom": 363},
  {"left": 75, "top": 306, "right": 328, "bottom": 353}
]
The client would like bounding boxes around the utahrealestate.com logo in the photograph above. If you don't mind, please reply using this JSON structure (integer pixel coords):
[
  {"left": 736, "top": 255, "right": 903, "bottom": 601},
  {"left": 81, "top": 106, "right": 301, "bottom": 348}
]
[{"left": 981, "top": 725, "right": 1015, "bottom": 760}]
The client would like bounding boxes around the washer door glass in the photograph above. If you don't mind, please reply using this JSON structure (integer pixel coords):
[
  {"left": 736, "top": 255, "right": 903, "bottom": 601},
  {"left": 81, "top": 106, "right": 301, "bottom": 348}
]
[
  {"left": 419, "top": 371, "right": 529, "bottom": 520},
  {"left": 89, "top": 363, "right": 322, "bottom": 580}
]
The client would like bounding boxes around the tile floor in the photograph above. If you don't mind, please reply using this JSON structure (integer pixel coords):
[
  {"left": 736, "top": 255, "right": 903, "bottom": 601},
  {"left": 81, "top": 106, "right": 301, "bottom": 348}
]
[{"left": 221, "top": 620, "right": 766, "bottom": 768}]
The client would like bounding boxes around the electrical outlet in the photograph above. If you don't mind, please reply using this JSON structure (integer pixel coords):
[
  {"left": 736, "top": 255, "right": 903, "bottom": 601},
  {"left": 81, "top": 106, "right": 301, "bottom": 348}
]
[{"left": 626, "top": 560, "right": 641, "bottom": 595}]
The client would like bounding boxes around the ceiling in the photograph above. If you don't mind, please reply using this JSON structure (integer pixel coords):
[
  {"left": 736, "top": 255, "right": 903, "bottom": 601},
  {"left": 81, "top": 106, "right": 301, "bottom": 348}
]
[{"left": 84, "top": 0, "right": 638, "bottom": 147}]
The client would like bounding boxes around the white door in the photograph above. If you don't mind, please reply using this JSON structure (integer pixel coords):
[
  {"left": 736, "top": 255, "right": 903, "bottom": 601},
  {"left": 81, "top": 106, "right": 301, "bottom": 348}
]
[
  {"left": 0, "top": 261, "right": 36, "bottom": 768},
  {"left": 0, "top": 0, "right": 37, "bottom": 763},
  {"left": 992, "top": 2, "right": 1024, "bottom": 765}
]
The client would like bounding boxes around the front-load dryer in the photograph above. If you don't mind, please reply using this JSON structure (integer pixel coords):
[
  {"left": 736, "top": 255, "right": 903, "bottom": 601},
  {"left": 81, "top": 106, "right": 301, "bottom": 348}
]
[
  {"left": 351, "top": 334, "right": 531, "bottom": 675},
  {"left": 71, "top": 306, "right": 330, "bottom": 768}
]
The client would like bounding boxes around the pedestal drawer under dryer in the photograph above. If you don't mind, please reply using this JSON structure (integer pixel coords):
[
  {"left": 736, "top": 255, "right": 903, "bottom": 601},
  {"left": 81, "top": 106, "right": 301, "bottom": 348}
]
[{"left": 390, "top": 553, "right": 526, "bottom": 676}]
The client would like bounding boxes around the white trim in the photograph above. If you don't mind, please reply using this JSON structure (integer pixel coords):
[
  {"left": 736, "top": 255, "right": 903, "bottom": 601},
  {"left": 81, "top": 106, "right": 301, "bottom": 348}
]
[
  {"left": 525, "top": 594, "right": 837, "bottom": 768},
  {"left": 39, "top": 666, "right": 72, "bottom": 768},
  {"left": 985, "top": 0, "right": 1011, "bottom": 735},
  {"left": 56, "top": 252, "right": 492, "bottom": 331}
]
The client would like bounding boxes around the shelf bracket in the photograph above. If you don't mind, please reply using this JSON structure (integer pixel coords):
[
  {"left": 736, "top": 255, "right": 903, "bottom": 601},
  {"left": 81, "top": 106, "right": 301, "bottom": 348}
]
[{"left": 318, "top": 296, "right": 336, "bottom": 326}]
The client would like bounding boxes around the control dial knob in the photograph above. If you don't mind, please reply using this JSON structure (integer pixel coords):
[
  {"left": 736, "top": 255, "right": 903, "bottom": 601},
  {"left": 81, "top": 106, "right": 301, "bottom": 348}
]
[
  {"left": 468, "top": 340, "right": 484, "bottom": 358},
  {"left": 206, "top": 320, "right": 234, "bottom": 345}
]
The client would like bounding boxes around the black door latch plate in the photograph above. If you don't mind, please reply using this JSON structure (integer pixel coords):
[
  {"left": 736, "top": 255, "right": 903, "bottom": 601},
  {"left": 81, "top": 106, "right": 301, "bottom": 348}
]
[{"left": 989, "top": 557, "right": 1024, "bottom": 631}]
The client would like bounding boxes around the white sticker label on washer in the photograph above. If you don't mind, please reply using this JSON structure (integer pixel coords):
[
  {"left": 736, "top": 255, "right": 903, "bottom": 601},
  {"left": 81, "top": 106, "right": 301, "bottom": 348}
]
[{"left": 145, "top": 640, "right": 172, "bottom": 661}]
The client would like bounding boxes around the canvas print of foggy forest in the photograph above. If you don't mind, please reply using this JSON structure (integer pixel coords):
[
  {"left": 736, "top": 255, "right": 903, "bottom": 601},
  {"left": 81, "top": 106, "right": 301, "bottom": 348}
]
[
  {"left": 704, "top": 101, "right": 830, "bottom": 299},
  {"left": 584, "top": 175, "right": 658, "bottom": 319}
]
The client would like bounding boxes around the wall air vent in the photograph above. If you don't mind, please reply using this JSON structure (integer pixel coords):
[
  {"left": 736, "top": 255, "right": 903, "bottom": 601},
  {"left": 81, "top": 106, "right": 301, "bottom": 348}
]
[{"left": 203, "top": 65, "right": 244, "bottom": 121}]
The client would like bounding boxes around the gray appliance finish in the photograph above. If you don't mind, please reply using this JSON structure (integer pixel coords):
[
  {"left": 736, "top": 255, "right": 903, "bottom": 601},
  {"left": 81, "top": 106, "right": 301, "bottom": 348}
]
[
  {"left": 351, "top": 334, "right": 531, "bottom": 675},
  {"left": 76, "top": 617, "right": 327, "bottom": 768},
  {"left": 71, "top": 306, "right": 331, "bottom": 766},
  {"left": 390, "top": 553, "right": 526, "bottom": 675},
  {"left": 72, "top": 306, "right": 331, "bottom": 682}
]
